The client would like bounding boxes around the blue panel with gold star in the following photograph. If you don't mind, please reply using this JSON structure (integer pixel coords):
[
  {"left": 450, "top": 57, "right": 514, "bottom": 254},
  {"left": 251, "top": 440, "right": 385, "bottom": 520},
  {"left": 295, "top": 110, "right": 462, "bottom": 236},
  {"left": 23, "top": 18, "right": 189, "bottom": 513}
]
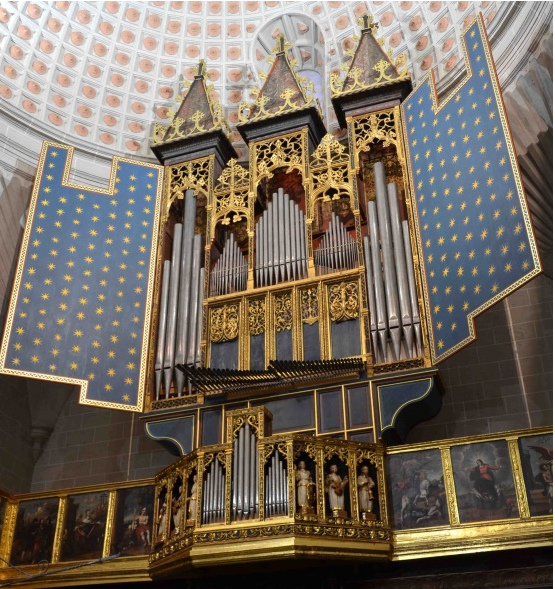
[
  {"left": 401, "top": 16, "right": 541, "bottom": 364},
  {"left": 0, "top": 143, "right": 163, "bottom": 412}
]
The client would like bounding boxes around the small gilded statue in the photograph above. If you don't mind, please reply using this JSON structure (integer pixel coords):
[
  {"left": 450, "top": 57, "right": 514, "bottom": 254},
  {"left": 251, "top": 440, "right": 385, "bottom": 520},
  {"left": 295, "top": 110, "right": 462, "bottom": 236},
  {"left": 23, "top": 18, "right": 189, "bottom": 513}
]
[
  {"left": 325, "top": 464, "right": 349, "bottom": 518},
  {"left": 295, "top": 460, "right": 316, "bottom": 514},
  {"left": 186, "top": 474, "right": 198, "bottom": 526},
  {"left": 357, "top": 465, "right": 377, "bottom": 521}
]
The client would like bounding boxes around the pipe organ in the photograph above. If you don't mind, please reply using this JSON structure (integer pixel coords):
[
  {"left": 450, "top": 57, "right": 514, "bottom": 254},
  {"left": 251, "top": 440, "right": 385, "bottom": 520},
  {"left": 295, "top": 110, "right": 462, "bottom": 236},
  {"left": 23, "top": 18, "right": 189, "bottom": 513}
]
[{"left": 315, "top": 212, "right": 358, "bottom": 275}]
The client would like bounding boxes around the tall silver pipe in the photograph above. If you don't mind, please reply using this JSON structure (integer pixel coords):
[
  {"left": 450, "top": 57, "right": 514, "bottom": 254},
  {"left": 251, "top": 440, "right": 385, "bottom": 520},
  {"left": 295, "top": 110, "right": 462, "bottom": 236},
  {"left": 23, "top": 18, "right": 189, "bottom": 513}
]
[
  {"left": 289, "top": 200, "right": 297, "bottom": 280},
  {"left": 155, "top": 260, "right": 171, "bottom": 400},
  {"left": 265, "top": 472, "right": 269, "bottom": 517},
  {"left": 195, "top": 268, "right": 204, "bottom": 365},
  {"left": 266, "top": 201, "right": 272, "bottom": 287},
  {"left": 388, "top": 183, "right": 413, "bottom": 356},
  {"left": 272, "top": 195, "right": 279, "bottom": 284},
  {"left": 203, "top": 471, "right": 210, "bottom": 524},
  {"left": 403, "top": 221, "right": 423, "bottom": 357},
  {"left": 368, "top": 201, "right": 388, "bottom": 362},
  {"left": 284, "top": 194, "right": 291, "bottom": 281},
  {"left": 295, "top": 204, "right": 302, "bottom": 279},
  {"left": 186, "top": 234, "right": 202, "bottom": 365},
  {"left": 363, "top": 236, "right": 381, "bottom": 363},
  {"left": 175, "top": 192, "right": 196, "bottom": 395},
  {"left": 163, "top": 223, "right": 182, "bottom": 397},
  {"left": 277, "top": 189, "right": 285, "bottom": 282},
  {"left": 277, "top": 451, "right": 283, "bottom": 514},
  {"left": 267, "top": 464, "right": 274, "bottom": 516},
  {"left": 232, "top": 437, "right": 238, "bottom": 519},
  {"left": 282, "top": 460, "right": 288, "bottom": 514},
  {"left": 214, "top": 460, "right": 221, "bottom": 522},
  {"left": 236, "top": 425, "right": 244, "bottom": 519},
  {"left": 300, "top": 207, "right": 308, "bottom": 278},
  {"left": 249, "top": 429, "right": 256, "bottom": 518},
  {"left": 219, "top": 468, "right": 225, "bottom": 521},
  {"left": 242, "top": 425, "right": 251, "bottom": 519},
  {"left": 271, "top": 453, "right": 277, "bottom": 516},
  {"left": 375, "top": 162, "right": 401, "bottom": 361}
]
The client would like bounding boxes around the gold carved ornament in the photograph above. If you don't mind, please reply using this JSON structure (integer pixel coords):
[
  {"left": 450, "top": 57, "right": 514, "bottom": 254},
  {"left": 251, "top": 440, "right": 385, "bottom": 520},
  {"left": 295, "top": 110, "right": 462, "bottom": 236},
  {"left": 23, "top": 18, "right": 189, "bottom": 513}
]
[
  {"left": 165, "top": 157, "right": 212, "bottom": 223},
  {"left": 255, "top": 133, "right": 304, "bottom": 183},
  {"left": 350, "top": 110, "right": 398, "bottom": 165},
  {"left": 248, "top": 299, "right": 266, "bottom": 336},
  {"left": 210, "top": 304, "right": 239, "bottom": 343},
  {"left": 301, "top": 288, "right": 318, "bottom": 325},
  {"left": 212, "top": 159, "right": 250, "bottom": 234},
  {"left": 310, "top": 133, "right": 353, "bottom": 217},
  {"left": 274, "top": 293, "right": 293, "bottom": 332},
  {"left": 329, "top": 282, "right": 359, "bottom": 323}
]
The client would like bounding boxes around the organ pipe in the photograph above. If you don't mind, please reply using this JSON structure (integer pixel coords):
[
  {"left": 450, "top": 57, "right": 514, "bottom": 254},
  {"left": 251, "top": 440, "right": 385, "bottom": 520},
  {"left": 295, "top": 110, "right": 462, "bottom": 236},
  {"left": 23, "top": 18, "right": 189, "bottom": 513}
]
[
  {"left": 255, "top": 190, "right": 308, "bottom": 287},
  {"left": 315, "top": 212, "right": 357, "bottom": 275},
  {"left": 155, "top": 260, "right": 171, "bottom": 399},
  {"left": 210, "top": 232, "right": 247, "bottom": 296}
]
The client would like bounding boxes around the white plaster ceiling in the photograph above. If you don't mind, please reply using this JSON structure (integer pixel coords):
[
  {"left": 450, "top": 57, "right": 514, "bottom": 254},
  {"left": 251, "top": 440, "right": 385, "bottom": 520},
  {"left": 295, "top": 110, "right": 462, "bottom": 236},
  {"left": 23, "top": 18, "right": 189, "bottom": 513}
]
[{"left": 0, "top": 1, "right": 503, "bottom": 161}]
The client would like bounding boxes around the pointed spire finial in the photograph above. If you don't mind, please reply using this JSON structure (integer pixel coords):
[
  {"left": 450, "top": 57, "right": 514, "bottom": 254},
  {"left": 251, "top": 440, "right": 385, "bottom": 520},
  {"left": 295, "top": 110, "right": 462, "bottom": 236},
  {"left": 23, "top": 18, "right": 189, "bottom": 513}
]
[
  {"left": 357, "top": 14, "right": 379, "bottom": 35},
  {"left": 197, "top": 59, "right": 206, "bottom": 77}
]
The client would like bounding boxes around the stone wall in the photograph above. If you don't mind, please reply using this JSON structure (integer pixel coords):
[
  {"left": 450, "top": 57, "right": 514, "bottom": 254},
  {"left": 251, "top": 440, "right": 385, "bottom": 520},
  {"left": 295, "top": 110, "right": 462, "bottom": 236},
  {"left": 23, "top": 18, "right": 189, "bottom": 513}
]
[
  {"left": 0, "top": 375, "right": 34, "bottom": 494},
  {"left": 30, "top": 390, "right": 175, "bottom": 493},
  {"left": 408, "top": 273, "right": 553, "bottom": 443}
]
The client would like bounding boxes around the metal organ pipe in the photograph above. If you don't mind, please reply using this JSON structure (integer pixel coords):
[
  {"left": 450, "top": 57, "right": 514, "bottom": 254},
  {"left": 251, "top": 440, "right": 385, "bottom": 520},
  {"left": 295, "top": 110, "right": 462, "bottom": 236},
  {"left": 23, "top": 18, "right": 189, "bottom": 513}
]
[
  {"left": 363, "top": 237, "right": 380, "bottom": 363},
  {"left": 186, "top": 234, "right": 202, "bottom": 366},
  {"left": 255, "top": 192, "right": 307, "bottom": 287},
  {"left": 374, "top": 162, "right": 402, "bottom": 361},
  {"left": 163, "top": 223, "right": 182, "bottom": 396},
  {"left": 314, "top": 212, "right": 357, "bottom": 275},
  {"left": 388, "top": 183, "right": 414, "bottom": 356},
  {"left": 155, "top": 260, "right": 171, "bottom": 399},
  {"left": 367, "top": 201, "right": 388, "bottom": 362},
  {"left": 175, "top": 191, "right": 197, "bottom": 396}
]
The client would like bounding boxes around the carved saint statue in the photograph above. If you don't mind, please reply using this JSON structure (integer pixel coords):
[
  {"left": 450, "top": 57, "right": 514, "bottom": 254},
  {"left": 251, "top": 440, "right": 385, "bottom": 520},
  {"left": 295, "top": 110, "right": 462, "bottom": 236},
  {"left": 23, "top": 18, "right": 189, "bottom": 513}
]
[
  {"left": 325, "top": 464, "right": 348, "bottom": 516},
  {"left": 187, "top": 475, "right": 198, "bottom": 524},
  {"left": 295, "top": 460, "right": 315, "bottom": 513},
  {"left": 357, "top": 465, "right": 376, "bottom": 515}
]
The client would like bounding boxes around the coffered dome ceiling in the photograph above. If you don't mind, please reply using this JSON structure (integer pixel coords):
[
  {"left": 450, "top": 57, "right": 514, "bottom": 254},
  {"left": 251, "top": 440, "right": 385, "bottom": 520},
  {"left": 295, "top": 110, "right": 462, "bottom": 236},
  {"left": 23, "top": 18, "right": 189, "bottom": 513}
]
[{"left": 0, "top": 1, "right": 517, "bottom": 161}]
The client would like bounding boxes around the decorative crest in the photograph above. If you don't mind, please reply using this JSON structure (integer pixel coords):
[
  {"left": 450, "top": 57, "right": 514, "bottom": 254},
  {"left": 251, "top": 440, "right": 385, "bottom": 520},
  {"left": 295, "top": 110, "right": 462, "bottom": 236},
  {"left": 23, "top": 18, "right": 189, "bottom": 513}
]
[
  {"left": 331, "top": 13, "right": 409, "bottom": 98},
  {"left": 237, "top": 35, "right": 320, "bottom": 124},
  {"left": 152, "top": 60, "right": 228, "bottom": 145}
]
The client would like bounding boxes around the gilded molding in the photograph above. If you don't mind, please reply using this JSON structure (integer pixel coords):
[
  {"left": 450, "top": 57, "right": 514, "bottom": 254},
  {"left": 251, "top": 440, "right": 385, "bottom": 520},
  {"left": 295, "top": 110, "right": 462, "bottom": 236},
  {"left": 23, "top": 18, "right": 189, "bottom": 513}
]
[
  {"left": 440, "top": 447, "right": 460, "bottom": 526},
  {"left": 507, "top": 437, "right": 531, "bottom": 519}
]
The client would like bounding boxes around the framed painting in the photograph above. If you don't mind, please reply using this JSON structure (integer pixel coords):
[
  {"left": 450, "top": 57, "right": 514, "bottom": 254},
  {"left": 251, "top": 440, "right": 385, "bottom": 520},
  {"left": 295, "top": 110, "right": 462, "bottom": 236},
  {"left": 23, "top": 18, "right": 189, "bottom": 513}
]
[
  {"left": 111, "top": 485, "right": 155, "bottom": 556},
  {"left": 451, "top": 439, "right": 518, "bottom": 524},
  {"left": 386, "top": 448, "right": 448, "bottom": 529},
  {"left": 9, "top": 497, "right": 59, "bottom": 565},
  {"left": 518, "top": 432, "right": 553, "bottom": 517},
  {"left": 61, "top": 492, "right": 109, "bottom": 562}
]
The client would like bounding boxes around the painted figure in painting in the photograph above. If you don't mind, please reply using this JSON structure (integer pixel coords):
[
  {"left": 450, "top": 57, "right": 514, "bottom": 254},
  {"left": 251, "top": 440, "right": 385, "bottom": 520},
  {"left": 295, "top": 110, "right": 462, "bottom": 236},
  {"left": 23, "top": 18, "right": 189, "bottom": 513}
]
[
  {"left": 357, "top": 465, "right": 376, "bottom": 513},
  {"left": 529, "top": 445, "right": 553, "bottom": 514},
  {"left": 325, "top": 464, "right": 348, "bottom": 514},
  {"left": 467, "top": 459, "right": 502, "bottom": 502},
  {"left": 413, "top": 471, "right": 430, "bottom": 506},
  {"left": 134, "top": 508, "right": 151, "bottom": 547}
]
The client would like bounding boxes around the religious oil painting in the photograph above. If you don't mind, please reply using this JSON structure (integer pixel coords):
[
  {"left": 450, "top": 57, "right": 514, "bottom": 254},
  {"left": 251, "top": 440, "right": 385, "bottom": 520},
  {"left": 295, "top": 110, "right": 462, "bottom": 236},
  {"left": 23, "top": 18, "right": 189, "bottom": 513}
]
[
  {"left": 518, "top": 432, "right": 553, "bottom": 517},
  {"left": 61, "top": 492, "right": 109, "bottom": 561},
  {"left": 386, "top": 448, "right": 448, "bottom": 529},
  {"left": 111, "top": 485, "right": 155, "bottom": 556},
  {"left": 9, "top": 498, "right": 59, "bottom": 566},
  {"left": 451, "top": 440, "right": 518, "bottom": 524}
]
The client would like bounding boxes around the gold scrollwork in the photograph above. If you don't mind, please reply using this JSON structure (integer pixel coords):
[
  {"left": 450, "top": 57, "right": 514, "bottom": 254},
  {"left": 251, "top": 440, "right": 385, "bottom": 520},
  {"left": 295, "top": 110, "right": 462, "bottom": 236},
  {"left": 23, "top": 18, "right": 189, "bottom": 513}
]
[
  {"left": 323, "top": 445, "right": 349, "bottom": 463},
  {"left": 301, "top": 288, "right": 319, "bottom": 325},
  {"left": 254, "top": 133, "right": 304, "bottom": 182},
  {"left": 165, "top": 157, "right": 213, "bottom": 223},
  {"left": 507, "top": 438, "right": 531, "bottom": 519},
  {"left": 350, "top": 111, "right": 397, "bottom": 165},
  {"left": 355, "top": 448, "right": 378, "bottom": 465},
  {"left": 329, "top": 282, "right": 359, "bottom": 323},
  {"left": 248, "top": 299, "right": 266, "bottom": 336},
  {"left": 210, "top": 304, "right": 239, "bottom": 343},
  {"left": 274, "top": 293, "right": 293, "bottom": 332},
  {"left": 212, "top": 159, "right": 250, "bottom": 235}
]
